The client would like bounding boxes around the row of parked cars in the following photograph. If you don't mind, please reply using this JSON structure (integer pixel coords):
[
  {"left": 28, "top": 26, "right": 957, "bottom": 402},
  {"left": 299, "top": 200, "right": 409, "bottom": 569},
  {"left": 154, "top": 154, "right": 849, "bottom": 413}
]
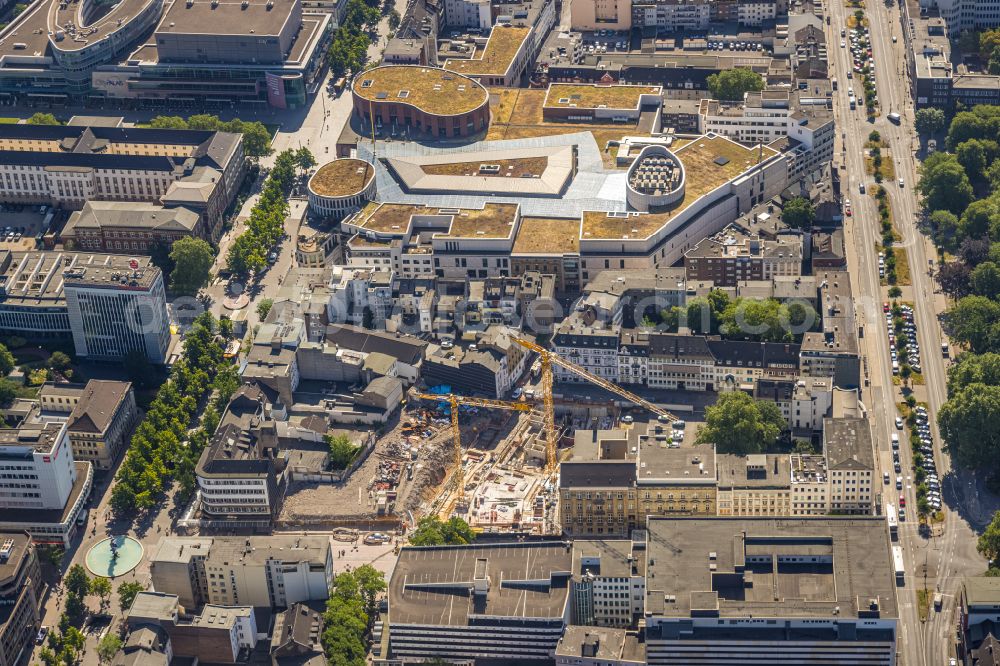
[{"left": 884, "top": 301, "right": 922, "bottom": 375}]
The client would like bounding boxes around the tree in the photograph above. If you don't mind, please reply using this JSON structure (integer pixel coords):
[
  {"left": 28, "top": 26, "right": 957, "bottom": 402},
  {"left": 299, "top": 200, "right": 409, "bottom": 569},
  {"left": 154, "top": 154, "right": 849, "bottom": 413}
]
[
  {"left": 868, "top": 130, "right": 881, "bottom": 143},
  {"left": 48, "top": 351, "right": 72, "bottom": 372},
  {"left": 388, "top": 8, "right": 400, "bottom": 30},
  {"left": 295, "top": 147, "right": 317, "bottom": 171},
  {"left": 900, "top": 363, "right": 913, "bottom": 387},
  {"left": 918, "top": 153, "right": 975, "bottom": 216},
  {"left": 219, "top": 317, "right": 234, "bottom": 340},
  {"left": 326, "top": 434, "right": 360, "bottom": 469},
  {"left": 0, "top": 343, "right": 13, "bottom": 377},
  {"left": 930, "top": 209, "right": 960, "bottom": 249},
  {"left": 64, "top": 593, "right": 86, "bottom": 623},
  {"left": 695, "top": 391, "right": 786, "bottom": 455},
  {"left": 256, "top": 298, "right": 274, "bottom": 320},
  {"left": 27, "top": 112, "right": 60, "bottom": 125},
  {"left": 962, "top": 236, "right": 995, "bottom": 266},
  {"left": 149, "top": 115, "right": 189, "bottom": 129},
  {"left": 949, "top": 352, "right": 1000, "bottom": 393},
  {"left": 959, "top": 200, "right": 999, "bottom": 241},
  {"left": 957, "top": 139, "right": 994, "bottom": 179},
  {"left": 90, "top": 576, "right": 113, "bottom": 611},
  {"left": 706, "top": 68, "right": 764, "bottom": 101},
  {"left": 940, "top": 383, "right": 1000, "bottom": 472},
  {"left": 979, "top": 509, "right": 1000, "bottom": 564},
  {"left": 972, "top": 261, "right": 1000, "bottom": 297},
  {"left": 946, "top": 295, "right": 1000, "bottom": 353},
  {"left": 353, "top": 564, "right": 387, "bottom": 618},
  {"left": 117, "top": 581, "right": 146, "bottom": 612},
  {"left": 888, "top": 286, "right": 903, "bottom": 298},
  {"left": 235, "top": 121, "right": 273, "bottom": 159},
  {"left": 782, "top": 197, "right": 815, "bottom": 229},
  {"left": 39, "top": 647, "right": 58, "bottom": 666},
  {"left": 97, "top": 634, "right": 122, "bottom": 663},
  {"left": 409, "top": 515, "right": 475, "bottom": 546},
  {"left": 168, "top": 238, "right": 214, "bottom": 296},
  {"left": 64, "top": 564, "right": 91, "bottom": 599},
  {"left": 915, "top": 107, "right": 946, "bottom": 136}
]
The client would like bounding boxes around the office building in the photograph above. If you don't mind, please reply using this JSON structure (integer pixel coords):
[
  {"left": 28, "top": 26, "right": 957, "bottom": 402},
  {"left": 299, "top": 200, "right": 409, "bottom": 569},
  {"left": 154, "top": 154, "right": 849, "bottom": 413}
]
[
  {"left": 384, "top": 542, "right": 572, "bottom": 662},
  {"left": 643, "top": 516, "right": 898, "bottom": 665},
  {"left": 0, "top": 422, "right": 92, "bottom": 546},
  {"left": 149, "top": 535, "right": 334, "bottom": 609},
  {"left": 570, "top": 539, "right": 646, "bottom": 627},
  {"left": 195, "top": 385, "right": 282, "bottom": 526},
  {"left": 926, "top": 0, "right": 1000, "bottom": 36},
  {"left": 61, "top": 202, "right": 204, "bottom": 253},
  {"left": 0, "top": 534, "right": 42, "bottom": 666},
  {"left": 63, "top": 257, "right": 170, "bottom": 364},
  {"left": 559, "top": 423, "right": 718, "bottom": 537},
  {"left": 36, "top": 381, "right": 139, "bottom": 470},
  {"left": 555, "top": 627, "right": 645, "bottom": 666},
  {"left": 0, "top": 125, "right": 245, "bottom": 240}
]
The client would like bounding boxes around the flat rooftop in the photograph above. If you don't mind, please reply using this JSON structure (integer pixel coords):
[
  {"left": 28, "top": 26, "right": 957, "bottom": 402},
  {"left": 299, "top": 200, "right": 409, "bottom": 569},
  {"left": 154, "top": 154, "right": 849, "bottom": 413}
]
[
  {"left": 308, "top": 158, "right": 375, "bottom": 198},
  {"left": 353, "top": 65, "right": 488, "bottom": 116},
  {"left": 443, "top": 25, "right": 530, "bottom": 77},
  {"left": 544, "top": 84, "right": 662, "bottom": 111},
  {"left": 352, "top": 202, "right": 518, "bottom": 239},
  {"left": 513, "top": 216, "right": 581, "bottom": 254},
  {"left": 389, "top": 542, "right": 572, "bottom": 626},
  {"left": 0, "top": 0, "right": 156, "bottom": 58},
  {"left": 582, "top": 135, "right": 776, "bottom": 240},
  {"left": 645, "top": 517, "right": 898, "bottom": 620},
  {"left": 422, "top": 156, "right": 547, "bottom": 178},
  {"left": 157, "top": 0, "right": 297, "bottom": 35}
]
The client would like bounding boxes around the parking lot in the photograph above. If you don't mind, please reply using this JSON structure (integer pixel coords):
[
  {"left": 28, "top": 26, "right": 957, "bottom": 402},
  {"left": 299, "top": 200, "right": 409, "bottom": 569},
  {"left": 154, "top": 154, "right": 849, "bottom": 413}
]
[{"left": 0, "top": 206, "right": 56, "bottom": 249}]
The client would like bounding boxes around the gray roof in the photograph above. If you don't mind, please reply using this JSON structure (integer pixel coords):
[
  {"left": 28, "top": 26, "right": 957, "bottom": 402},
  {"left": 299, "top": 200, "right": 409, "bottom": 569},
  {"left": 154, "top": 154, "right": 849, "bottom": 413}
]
[
  {"left": 388, "top": 542, "right": 572, "bottom": 626},
  {"left": 560, "top": 461, "right": 636, "bottom": 489},
  {"left": 965, "top": 577, "right": 1000, "bottom": 607},
  {"left": 325, "top": 324, "right": 426, "bottom": 366},
  {"left": 645, "top": 516, "right": 898, "bottom": 620},
  {"left": 64, "top": 202, "right": 200, "bottom": 235},
  {"left": 823, "top": 417, "right": 873, "bottom": 471}
]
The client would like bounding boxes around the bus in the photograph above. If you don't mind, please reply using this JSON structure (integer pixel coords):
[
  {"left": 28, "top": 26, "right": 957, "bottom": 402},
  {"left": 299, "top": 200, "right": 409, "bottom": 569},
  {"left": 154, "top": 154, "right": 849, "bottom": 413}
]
[
  {"left": 892, "top": 545, "right": 905, "bottom": 584},
  {"left": 886, "top": 503, "right": 898, "bottom": 539}
]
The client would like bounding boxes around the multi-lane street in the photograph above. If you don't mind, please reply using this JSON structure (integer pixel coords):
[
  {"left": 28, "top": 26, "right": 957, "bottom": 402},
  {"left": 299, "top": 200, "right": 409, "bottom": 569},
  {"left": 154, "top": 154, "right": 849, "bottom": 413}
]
[{"left": 825, "top": 0, "right": 988, "bottom": 663}]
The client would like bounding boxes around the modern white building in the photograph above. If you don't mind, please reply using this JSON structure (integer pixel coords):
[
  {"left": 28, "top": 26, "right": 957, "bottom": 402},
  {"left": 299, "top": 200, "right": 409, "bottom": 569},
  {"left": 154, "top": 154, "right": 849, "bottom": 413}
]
[
  {"left": 0, "top": 422, "right": 92, "bottom": 545},
  {"left": 63, "top": 258, "right": 171, "bottom": 364},
  {"left": 924, "top": 0, "right": 1000, "bottom": 35},
  {"left": 327, "top": 266, "right": 394, "bottom": 329},
  {"left": 444, "top": 0, "right": 492, "bottom": 28},
  {"left": 824, "top": 417, "right": 874, "bottom": 515},
  {"left": 571, "top": 540, "right": 645, "bottom": 627}
]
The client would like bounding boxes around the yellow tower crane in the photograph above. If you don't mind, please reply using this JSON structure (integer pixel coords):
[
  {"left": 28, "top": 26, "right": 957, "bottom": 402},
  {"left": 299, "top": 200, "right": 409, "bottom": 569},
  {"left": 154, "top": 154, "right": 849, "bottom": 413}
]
[
  {"left": 510, "top": 337, "right": 680, "bottom": 474},
  {"left": 414, "top": 393, "right": 531, "bottom": 501}
]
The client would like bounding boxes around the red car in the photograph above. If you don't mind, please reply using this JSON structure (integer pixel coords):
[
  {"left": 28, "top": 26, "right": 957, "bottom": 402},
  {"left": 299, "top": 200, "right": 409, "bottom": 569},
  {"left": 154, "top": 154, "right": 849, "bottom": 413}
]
[
  {"left": 845, "top": 208, "right": 853, "bottom": 217},
  {"left": 899, "top": 495, "right": 906, "bottom": 507},
  {"left": 883, "top": 302, "right": 890, "bottom": 312}
]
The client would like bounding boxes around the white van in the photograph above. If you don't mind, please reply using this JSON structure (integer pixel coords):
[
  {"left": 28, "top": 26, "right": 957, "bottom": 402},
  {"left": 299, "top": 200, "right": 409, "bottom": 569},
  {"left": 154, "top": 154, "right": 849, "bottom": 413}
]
[
  {"left": 888, "top": 112, "right": 901, "bottom": 123},
  {"left": 891, "top": 433, "right": 900, "bottom": 449}
]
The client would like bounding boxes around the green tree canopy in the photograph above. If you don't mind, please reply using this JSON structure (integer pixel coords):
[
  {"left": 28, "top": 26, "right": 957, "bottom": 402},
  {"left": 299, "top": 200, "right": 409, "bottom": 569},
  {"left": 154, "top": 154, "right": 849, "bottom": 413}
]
[
  {"left": 782, "top": 197, "right": 815, "bottom": 229},
  {"left": 980, "top": 509, "right": 1000, "bottom": 565},
  {"left": 946, "top": 295, "right": 1000, "bottom": 353},
  {"left": 47, "top": 351, "right": 71, "bottom": 372},
  {"left": 940, "top": 383, "right": 1000, "bottom": 472},
  {"left": 326, "top": 434, "right": 360, "bottom": 470},
  {"left": 949, "top": 352, "right": 1000, "bottom": 393},
  {"left": 97, "top": 633, "right": 122, "bottom": 663},
  {"left": 27, "top": 113, "right": 61, "bottom": 125},
  {"left": 918, "top": 152, "right": 975, "bottom": 216},
  {"left": 972, "top": 261, "right": 1000, "bottom": 297},
  {"left": 409, "top": 515, "right": 475, "bottom": 546},
  {"left": 64, "top": 564, "right": 91, "bottom": 599},
  {"left": 168, "top": 237, "right": 214, "bottom": 296},
  {"left": 915, "top": 107, "right": 946, "bottom": 136},
  {"left": 0, "top": 343, "right": 14, "bottom": 377},
  {"left": 707, "top": 68, "right": 764, "bottom": 101},
  {"left": 117, "top": 581, "right": 146, "bottom": 612},
  {"left": 695, "top": 391, "right": 786, "bottom": 455},
  {"left": 256, "top": 298, "right": 274, "bottom": 320}
]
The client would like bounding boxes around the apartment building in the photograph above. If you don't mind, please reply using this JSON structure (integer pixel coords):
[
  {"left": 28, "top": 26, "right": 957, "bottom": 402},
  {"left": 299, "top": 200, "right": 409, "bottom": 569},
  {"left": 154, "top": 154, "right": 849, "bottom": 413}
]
[
  {"left": 327, "top": 266, "right": 393, "bottom": 330},
  {"left": 799, "top": 272, "right": 860, "bottom": 388},
  {"left": 63, "top": 258, "right": 171, "bottom": 364},
  {"left": 571, "top": 539, "right": 646, "bottom": 627},
  {"left": 824, "top": 417, "right": 874, "bottom": 515},
  {"left": 383, "top": 542, "right": 572, "bottom": 663},
  {"left": 0, "top": 422, "right": 92, "bottom": 546},
  {"left": 36, "top": 380, "right": 139, "bottom": 470},
  {"left": 195, "top": 385, "right": 283, "bottom": 527},
  {"left": 149, "top": 535, "right": 334, "bottom": 609},
  {"left": 629, "top": 0, "right": 779, "bottom": 29},
  {"left": 790, "top": 453, "right": 831, "bottom": 515},
  {"left": 127, "top": 592, "right": 257, "bottom": 664},
  {"left": 422, "top": 325, "right": 530, "bottom": 398},
  {"left": 643, "top": 517, "right": 898, "bottom": 665},
  {"left": 0, "top": 534, "right": 42, "bottom": 666},
  {"left": 754, "top": 376, "right": 833, "bottom": 432},
  {"left": 0, "top": 126, "right": 245, "bottom": 241},
  {"left": 684, "top": 225, "right": 803, "bottom": 288},
  {"left": 559, "top": 424, "right": 717, "bottom": 537}
]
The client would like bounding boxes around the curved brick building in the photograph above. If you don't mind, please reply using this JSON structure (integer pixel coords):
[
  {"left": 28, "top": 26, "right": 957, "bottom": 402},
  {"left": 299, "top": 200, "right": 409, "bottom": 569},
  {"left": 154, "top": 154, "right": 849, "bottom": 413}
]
[{"left": 352, "top": 65, "right": 490, "bottom": 139}]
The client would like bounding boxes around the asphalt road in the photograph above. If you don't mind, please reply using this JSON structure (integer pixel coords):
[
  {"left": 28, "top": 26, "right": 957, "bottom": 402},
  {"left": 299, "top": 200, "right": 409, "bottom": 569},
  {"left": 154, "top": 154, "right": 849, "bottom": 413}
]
[{"left": 825, "top": 1, "right": 988, "bottom": 664}]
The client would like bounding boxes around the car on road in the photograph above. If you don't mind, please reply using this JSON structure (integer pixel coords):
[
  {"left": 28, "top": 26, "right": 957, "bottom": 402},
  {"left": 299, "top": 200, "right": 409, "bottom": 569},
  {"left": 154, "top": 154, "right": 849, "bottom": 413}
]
[
  {"left": 898, "top": 178, "right": 905, "bottom": 187},
  {"left": 36, "top": 627, "right": 47, "bottom": 645},
  {"left": 884, "top": 471, "right": 890, "bottom": 484},
  {"left": 896, "top": 475, "right": 903, "bottom": 489},
  {"left": 899, "top": 495, "right": 906, "bottom": 507},
  {"left": 895, "top": 416, "right": 903, "bottom": 429},
  {"left": 267, "top": 251, "right": 278, "bottom": 264}
]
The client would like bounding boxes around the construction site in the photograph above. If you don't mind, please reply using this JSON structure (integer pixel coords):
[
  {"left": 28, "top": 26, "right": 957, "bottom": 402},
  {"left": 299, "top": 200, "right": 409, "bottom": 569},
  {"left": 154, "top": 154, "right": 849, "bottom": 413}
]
[{"left": 278, "top": 336, "right": 678, "bottom": 535}]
